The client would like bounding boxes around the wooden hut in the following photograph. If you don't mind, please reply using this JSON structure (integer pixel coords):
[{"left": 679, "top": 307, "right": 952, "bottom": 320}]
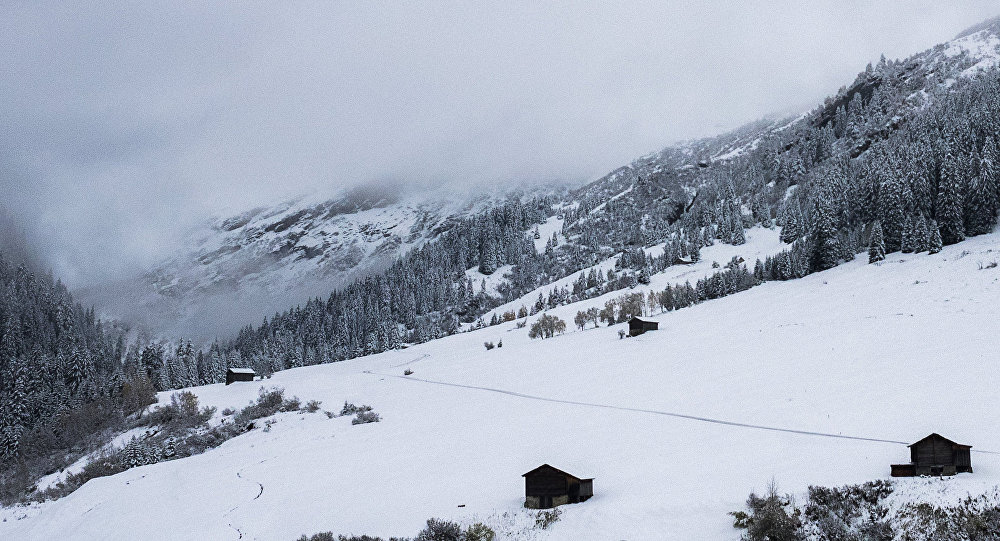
[
  {"left": 522, "top": 464, "right": 593, "bottom": 509},
  {"left": 225, "top": 367, "right": 256, "bottom": 385},
  {"left": 891, "top": 433, "right": 972, "bottom": 477},
  {"left": 628, "top": 317, "right": 659, "bottom": 337}
]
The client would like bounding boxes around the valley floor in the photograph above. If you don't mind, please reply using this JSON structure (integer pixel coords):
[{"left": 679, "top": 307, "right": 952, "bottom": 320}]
[{"left": 4, "top": 231, "right": 1000, "bottom": 540}]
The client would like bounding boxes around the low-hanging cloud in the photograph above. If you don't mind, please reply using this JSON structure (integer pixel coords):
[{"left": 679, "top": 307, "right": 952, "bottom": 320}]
[{"left": 1, "top": 1, "right": 997, "bottom": 289}]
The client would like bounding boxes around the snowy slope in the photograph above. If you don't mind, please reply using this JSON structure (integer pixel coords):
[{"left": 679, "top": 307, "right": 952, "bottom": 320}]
[
  {"left": 6, "top": 231, "right": 1000, "bottom": 540},
  {"left": 478, "top": 227, "right": 785, "bottom": 330}
]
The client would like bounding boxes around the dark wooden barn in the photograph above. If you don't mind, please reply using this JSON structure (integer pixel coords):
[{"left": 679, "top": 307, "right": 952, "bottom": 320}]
[
  {"left": 225, "top": 367, "right": 256, "bottom": 385},
  {"left": 891, "top": 433, "right": 972, "bottom": 477},
  {"left": 628, "top": 317, "right": 659, "bottom": 337},
  {"left": 522, "top": 464, "right": 593, "bottom": 509}
]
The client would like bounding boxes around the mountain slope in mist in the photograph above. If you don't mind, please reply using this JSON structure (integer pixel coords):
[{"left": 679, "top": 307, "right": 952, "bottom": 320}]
[
  {"left": 78, "top": 184, "right": 561, "bottom": 340},
  {"left": 79, "top": 16, "right": 1000, "bottom": 349}
]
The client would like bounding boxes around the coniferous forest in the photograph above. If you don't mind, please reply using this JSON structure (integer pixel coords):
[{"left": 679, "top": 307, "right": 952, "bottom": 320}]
[{"left": 0, "top": 256, "right": 146, "bottom": 463}]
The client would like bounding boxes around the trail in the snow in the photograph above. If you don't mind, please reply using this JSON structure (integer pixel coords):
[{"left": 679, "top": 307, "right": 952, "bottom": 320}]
[
  {"left": 241, "top": 470, "right": 264, "bottom": 500},
  {"left": 389, "top": 353, "right": 430, "bottom": 369},
  {"left": 223, "top": 459, "right": 269, "bottom": 540},
  {"left": 372, "top": 372, "right": 1000, "bottom": 455}
]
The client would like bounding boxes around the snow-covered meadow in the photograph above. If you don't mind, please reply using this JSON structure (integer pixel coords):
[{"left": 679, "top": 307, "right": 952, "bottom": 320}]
[{"left": 4, "top": 232, "right": 1000, "bottom": 540}]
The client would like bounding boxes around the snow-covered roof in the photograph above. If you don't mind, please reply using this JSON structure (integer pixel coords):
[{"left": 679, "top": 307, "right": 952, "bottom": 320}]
[
  {"left": 522, "top": 464, "right": 594, "bottom": 481},
  {"left": 227, "top": 367, "right": 255, "bottom": 374},
  {"left": 907, "top": 433, "right": 971, "bottom": 449}
]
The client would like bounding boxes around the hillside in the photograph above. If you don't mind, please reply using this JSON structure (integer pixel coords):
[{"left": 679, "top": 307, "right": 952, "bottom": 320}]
[
  {"left": 76, "top": 185, "right": 560, "bottom": 340},
  {"left": 74, "top": 16, "right": 1000, "bottom": 364},
  {"left": 4, "top": 230, "right": 1000, "bottom": 540}
]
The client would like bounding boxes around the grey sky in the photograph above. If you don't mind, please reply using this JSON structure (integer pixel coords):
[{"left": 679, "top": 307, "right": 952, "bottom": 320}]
[{"left": 1, "top": 1, "right": 997, "bottom": 287}]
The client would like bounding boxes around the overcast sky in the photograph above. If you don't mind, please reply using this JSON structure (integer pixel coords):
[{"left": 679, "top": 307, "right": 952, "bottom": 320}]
[{"left": 2, "top": 1, "right": 998, "bottom": 287}]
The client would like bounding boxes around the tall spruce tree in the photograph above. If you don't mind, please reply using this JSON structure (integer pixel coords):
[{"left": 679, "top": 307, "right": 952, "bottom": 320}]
[
  {"left": 780, "top": 207, "right": 801, "bottom": 244},
  {"left": 868, "top": 221, "right": 886, "bottom": 263},
  {"left": 928, "top": 219, "right": 943, "bottom": 254},
  {"left": 937, "top": 152, "right": 967, "bottom": 245},
  {"left": 900, "top": 215, "right": 914, "bottom": 253},
  {"left": 966, "top": 143, "right": 998, "bottom": 235},
  {"left": 809, "top": 200, "right": 841, "bottom": 271},
  {"left": 878, "top": 175, "right": 907, "bottom": 253},
  {"left": 913, "top": 214, "right": 929, "bottom": 253}
]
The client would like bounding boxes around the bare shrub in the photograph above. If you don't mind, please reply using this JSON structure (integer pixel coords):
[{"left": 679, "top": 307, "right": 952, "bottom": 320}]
[
  {"left": 534, "top": 508, "right": 561, "bottom": 529},
  {"left": 465, "top": 522, "right": 495, "bottom": 541},
  {"left": 415, "top": 518, "right": 463, "bottom": 541},
  {"left": 304, "top": 400, "right": 322, "bottom": 413},
  {"left": 234, "top": 388, "right": 299, "bottom": 426},
  {"left": 528, "top": 314, "right": 567, "bottom": 339},
  {"left": 352, "top": 411, "right": 381, "bottom": 425},
  {"left": 340, "top": 402, "right": 373, "bottom": 416},
  {"left": 145, "top": 391, "right": 215, "bottom": 430},
  {"left": 731, "top": 481, "right": 803, "bottom": 541}
]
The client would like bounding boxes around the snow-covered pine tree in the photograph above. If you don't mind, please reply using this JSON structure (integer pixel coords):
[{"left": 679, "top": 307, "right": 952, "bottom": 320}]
[
  {"left": 729, "top": 214, "right": 746, "bottom": 245},
  {"left": 779, "top": 207, "right": 800, "bottom": 244},
  {"left": 966, "top": 143, "right": 998, "bottom": 235},
  {"left": 927, "top": 219, "right": 943, "bottom": 254},
  {"left": 121, "top": 438, "right": 157, "bottom": 469},
  {"left": 900, "top": 215, "right": 914, "bottom": 253},
  {"left": 913, "top": 214, "right": 929, "bottom": 253},
  {"left": 937, "top": 152, "right": 967, "bottom": 245},
  {"left": 868, "top": 221, "right": 886, "bottom": 263},
  {"left": 478, "top": 238, "right": 498, "bottom": 275},
  {"left": 809, "top": 200, "right": 841, "bottom": 271},
  {"left": 878, "top": 173, "right": 907, "bottom": 253}
]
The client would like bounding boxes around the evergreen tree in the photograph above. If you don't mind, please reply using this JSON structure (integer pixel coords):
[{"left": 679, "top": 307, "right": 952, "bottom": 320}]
[
  {"left": 913, "top": 214, "right": 929, "bottom": 253},
  {"left": 729, "top": 214, "right": 747, "bottom": 245},
  {"left": 478, "top": 239, "right": 498, "bottom": 275},
  {"left": 809, "top": 200, "right": 841, "bottom": 271},
  {"left": 779, "top": 208, "right": 800, "bottom": 243},
  {"left": 868, "top": 221, "right": 886, "bottom": 264},
  {"left": 878, "top": 175, "right": 907, "bottom": 253},
  {"left": 966, "top": 144, "right": 998, "bottom": 236},
  {"left": 900, "top": 215, "right": 914, "bottom": 253},
  {"left": 986, "top": 137, "right": 1000, "bottom": 211},
  {"left": 937, "top": 152, "right": 967, "bottom": 245},
  {"left": 927, "top": 219, "right": 943, "bottom": 254}
]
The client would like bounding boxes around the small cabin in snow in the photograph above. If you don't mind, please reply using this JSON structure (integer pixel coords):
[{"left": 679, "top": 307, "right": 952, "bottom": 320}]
[
  {"left": 891, "top": 433, "right": 972, "bottom": 477},
  {"left": 226, "top": 367, "right": 256, "bottom": 385},
  {"left": 523, "top": 464, "right": 593, "bottom": 509},
  {"left": 628, "top": 317, "right": 659, "bottom": 337}
]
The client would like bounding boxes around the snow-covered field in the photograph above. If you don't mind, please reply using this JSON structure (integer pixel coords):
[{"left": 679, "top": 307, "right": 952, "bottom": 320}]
[{"left": 5, "top": 232, "right": 1000, "bottom": 540}]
